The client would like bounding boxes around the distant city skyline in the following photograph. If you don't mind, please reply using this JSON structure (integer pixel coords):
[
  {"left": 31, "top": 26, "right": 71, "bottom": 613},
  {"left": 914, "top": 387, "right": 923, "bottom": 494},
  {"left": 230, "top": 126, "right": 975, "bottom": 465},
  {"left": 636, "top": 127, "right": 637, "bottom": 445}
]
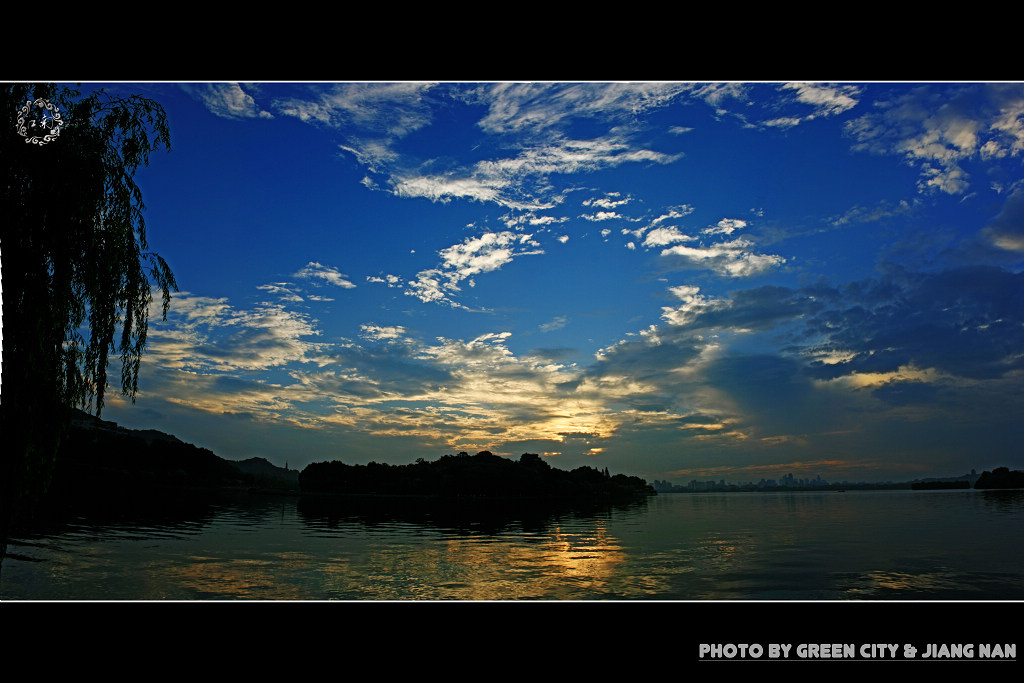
[
  {"left": 653, "top": 467, "right": 984, "bottom": 492},
  {"left": 51, "top": 81, "right": 1024, "bottom": 484}
]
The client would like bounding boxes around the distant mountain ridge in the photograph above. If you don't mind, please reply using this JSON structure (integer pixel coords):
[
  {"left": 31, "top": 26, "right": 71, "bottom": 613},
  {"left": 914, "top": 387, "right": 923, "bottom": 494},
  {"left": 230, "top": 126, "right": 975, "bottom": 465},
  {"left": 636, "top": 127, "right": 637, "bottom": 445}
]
[{"left": 65, "top": 408, "right": 295, "bottom": 487}]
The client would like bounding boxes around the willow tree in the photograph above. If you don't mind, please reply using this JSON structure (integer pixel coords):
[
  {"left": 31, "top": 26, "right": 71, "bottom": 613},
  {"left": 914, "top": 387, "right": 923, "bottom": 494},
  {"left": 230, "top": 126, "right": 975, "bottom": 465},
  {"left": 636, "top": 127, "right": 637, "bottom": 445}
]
[{"left": 1, "top": 83, "right": 177, "bottom": 556}]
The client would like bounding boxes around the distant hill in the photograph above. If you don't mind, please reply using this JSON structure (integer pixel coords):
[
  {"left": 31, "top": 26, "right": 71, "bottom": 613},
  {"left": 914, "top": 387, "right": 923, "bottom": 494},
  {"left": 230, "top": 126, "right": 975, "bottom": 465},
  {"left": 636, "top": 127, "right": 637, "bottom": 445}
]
[
  {"left": 52, "top": 410, "right": 249, "bottom": 494},
  {"left": 70, "top": 408, "right": 184, "bottom": 446},
  {"left": 52, "top": 410, "right": 296, "bottom": 496},
  {"left": 231, "top": 457, "right": 300, "bottom": 484},
  {"left": 47, "top": 414, "right": 651, "bottom": 504}
]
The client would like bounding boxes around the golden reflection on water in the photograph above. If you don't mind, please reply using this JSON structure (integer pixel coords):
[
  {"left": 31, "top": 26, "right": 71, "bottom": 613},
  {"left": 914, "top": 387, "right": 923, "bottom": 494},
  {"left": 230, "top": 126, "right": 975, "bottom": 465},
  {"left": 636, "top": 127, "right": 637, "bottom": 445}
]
[
  {"left": 841, "top": 569, "right": 976, "bottom": 598},
  {"left": 313, "top": 520, "right": 631, "bottom": 600},
  {"left": 164, "top": 551, "right": 317, "bottom": 599},
  {"left": 7, "top": 490, "right": 1023, "bottom": 600}
]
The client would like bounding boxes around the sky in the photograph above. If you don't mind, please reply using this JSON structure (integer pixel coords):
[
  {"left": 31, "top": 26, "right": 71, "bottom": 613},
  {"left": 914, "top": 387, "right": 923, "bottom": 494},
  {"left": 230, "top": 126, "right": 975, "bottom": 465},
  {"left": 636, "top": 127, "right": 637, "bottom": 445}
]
[{"left": 55, "top": 81, "right": 1024, "bottom": 484}]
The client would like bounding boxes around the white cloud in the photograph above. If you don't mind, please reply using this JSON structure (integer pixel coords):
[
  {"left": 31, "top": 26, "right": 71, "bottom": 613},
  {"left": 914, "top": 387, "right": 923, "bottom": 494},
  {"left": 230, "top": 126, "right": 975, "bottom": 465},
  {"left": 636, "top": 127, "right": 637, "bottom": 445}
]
[
  {"left": 406, "top": 269, "right": 450, "bottom": 305},
  {"left": 281, "top": 83, "right": 691, "bottom": 211},
  {"left": 275, "top": 82, "right": 435, "bottom": 136},
  {"left": 167, "top": 293, "right": 233, "bottom": 326},
  {"left": 474, "top": 82, "right": 692, "bottom": 135},
  {"left": 582, "top": 211, "right": 621, "bottom": 221},
  {"left": 367, "top": 274, "right": 402, "bottom": 287},
  {"left": 476, "top": 137, "right": 682, "bottom": 182},
  {"left": 918, "top": 163, "right": 971, "bottom": 195},
  {"left": 406, "top": 231, "right": 544, "bottom": 306},
  {"left": 703, "top": 218, "right": 746, "bottom": 235},
  {"left": 660, "top": 238, "right": 785, "bottom": 277},
  {"left": 845, "top": 84, "right": 1024, "bottom": 195},
  {"left": 780, "top": 83, "right": 861, "bottom": 118},
  {"left": 684, "top": 82, "right": 862, "bottom": 132},
  {"left": 148, "top": 294, "right": 325, "bottom": 373},
  {"left": 256, "top": 282, "right": 303, "bottom": 303},
  {"left": 294, "top": 262, "right": 356, "bottom": 289},
  {"left": 338, "top": 139, "right": 401, "bottom": 174},
  {"left": 643, "top": 226, "right": 695, "bottom": 248},
  {"left": 584, "top": 193, "right": 632, "bottom": 209},
  {"left": 540, "top": 316, "right": 568, "bottom": 332},
  {"left": 651, "top": 205, "right": 695, "bottom": 224},
  {"left": 389, "top": 173, "right": 505, "bottom": 206},
  {"left": 829, "top": 199, "right": 915, "bottom": 228},
  {"left": 660, "top": 286, "right": 731, "bottom": 326},
  {"left": 440, "top": 232, "right": 522, "bottom": 278},
  {"left": 191, "top": 83, "right": 273, "bottom": 120},
  {"left": 360, "top": 324, "right": 408, "bottom": 341}
]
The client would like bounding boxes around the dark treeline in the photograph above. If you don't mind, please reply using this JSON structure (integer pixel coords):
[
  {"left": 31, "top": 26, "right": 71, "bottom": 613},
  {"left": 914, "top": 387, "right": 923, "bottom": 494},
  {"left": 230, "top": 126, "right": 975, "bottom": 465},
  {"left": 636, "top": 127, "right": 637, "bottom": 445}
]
[
  {"left": 46, "top": 419, "right": 250, "bottom": 504},
  {"left": 911, "top": 481, "right": 971, "bottom": 490},
  {"left": 4, "top": 415, "right": 252, "bottom": 532},
  {"left": 299, "top": 451, "right": 656, "bottom": 500},
  {"left": 974, "top": 467, "right": 1024, "bottom": 489},
  {"left": 34, "top": 416, "right": 654, "bottom": 529}
]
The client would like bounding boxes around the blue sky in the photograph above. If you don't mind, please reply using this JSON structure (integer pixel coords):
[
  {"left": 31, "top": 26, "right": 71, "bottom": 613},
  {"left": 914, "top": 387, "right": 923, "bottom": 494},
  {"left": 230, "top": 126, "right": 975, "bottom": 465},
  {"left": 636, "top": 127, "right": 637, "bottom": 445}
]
[{"left": 77, "top": 81, "right": 1024, "bottom": 484}]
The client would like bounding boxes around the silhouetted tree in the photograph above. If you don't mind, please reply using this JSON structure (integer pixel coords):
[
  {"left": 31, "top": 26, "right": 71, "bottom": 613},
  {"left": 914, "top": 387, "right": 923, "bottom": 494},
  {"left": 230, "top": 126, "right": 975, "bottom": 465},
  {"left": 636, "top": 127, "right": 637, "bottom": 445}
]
[
  {"left": 1, "top": 83, "right": 175, "bottom": 561},
  {"left": 519, "top": 452, "right": 550, "bottom": 471},
  {"left": 974, "top": 467, "right": 1024, "bottom": 489}
]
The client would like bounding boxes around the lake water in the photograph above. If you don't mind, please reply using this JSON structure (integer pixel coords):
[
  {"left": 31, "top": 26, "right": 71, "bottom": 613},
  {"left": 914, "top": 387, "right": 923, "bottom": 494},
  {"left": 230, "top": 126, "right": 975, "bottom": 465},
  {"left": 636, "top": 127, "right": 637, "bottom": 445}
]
[{"left": 3, "top": 489, "right": 1023, "bottom": 601}]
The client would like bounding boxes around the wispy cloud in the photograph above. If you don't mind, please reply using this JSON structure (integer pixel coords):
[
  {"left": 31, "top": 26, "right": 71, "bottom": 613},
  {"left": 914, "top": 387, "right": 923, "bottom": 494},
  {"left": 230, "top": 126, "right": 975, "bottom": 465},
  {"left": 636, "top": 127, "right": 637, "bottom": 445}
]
[
  {"left": 844, "top": 83, "right": 1024, "bottom": 195},
  {"left": 367, "top": 274, "right": 402, "bottom": 287},
  {"left": 389, "top": 135, "right": 681, "bottom": 209},
  {"left": 472, "top": 82, "right": 693, "bottom": 136},
  {"left": 294, "top": 262, "right": 356, "bottom": 289},
  {"left": 282, "top": 83, "right": 689, "bottom": 210},
  {"left": 186, "top": 83, "right": 274, "bottom": 120},
  {"left": 256, "top": 282, "right": 304, "bottom": 303},
  {"left": 360, "top": 323, "right": 408, "bottom": 341},
  {"left": 145, "top": 293, "right": 325, "bottom": 374},
  {"left": 643, "top": 226, "right": 695, "bottom": 248},
  {"left": 582, "top": 210, "right": 622, "bottom": 222},
  {"left": 540, "top": 316, "right": 568, "bottom": 332},
  {"left": 687, "top": 82, "right": 862, "bottom": 129},
  {"left": 651, "top": 205, "right": 695, "bottom": 224},
  {"left": 639, "top": 213, "right": 784, "bottom": 278},
  {"left": 405, "top": 231, "right": 544, "bottom": 307},
  {"left": 703, "top": 218, "right": 746, "bottom": 235},
  {"left": 761, "top": 82, "right": 862, "bottom": 128},
  {"left": 660, "top": 285, "right": 731, "bottom": 326},
  {"left": 274, "top": 82, "right": 435, "bottom": 135},
  {"left": 583, "top": 193, "right": 632, "bottom": 209}
]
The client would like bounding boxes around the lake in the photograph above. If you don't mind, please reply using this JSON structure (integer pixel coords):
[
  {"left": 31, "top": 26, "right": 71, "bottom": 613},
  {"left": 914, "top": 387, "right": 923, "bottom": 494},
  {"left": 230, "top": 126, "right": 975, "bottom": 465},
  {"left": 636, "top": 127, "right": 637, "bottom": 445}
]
[{"left": 2, "top": 488, "right": 1023, "bottom": 600}]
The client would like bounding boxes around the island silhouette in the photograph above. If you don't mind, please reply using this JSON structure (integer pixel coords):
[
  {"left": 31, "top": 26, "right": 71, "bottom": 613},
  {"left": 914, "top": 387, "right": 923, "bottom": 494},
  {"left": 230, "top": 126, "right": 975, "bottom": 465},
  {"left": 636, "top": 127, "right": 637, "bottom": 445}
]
[
  {"left": 25, "top": 408, "right": 1022, "bottom": 532},
  {"left": 37, "top": 410, "right": 653, "bottom": 510}
]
